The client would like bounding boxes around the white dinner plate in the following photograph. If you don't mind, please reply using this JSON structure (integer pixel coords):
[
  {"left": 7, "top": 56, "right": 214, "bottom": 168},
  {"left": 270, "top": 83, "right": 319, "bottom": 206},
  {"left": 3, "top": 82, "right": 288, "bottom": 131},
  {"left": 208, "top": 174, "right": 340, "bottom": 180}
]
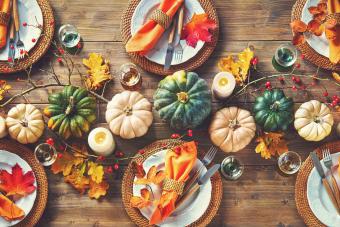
[
  {"left": 0, "top": 150, "right": 37, "bottom": 226},
  {"left": 132, "top": 149, "right": 212, "bottom": 227},
  {"left": 301, "top": 0, "right": 329, "bottom": 58},
  {"left": 307, "top": 152, "right": 340, "bottom": 227},
  {"left": 0, "top": 0, "right": 43, "bottom": 60},
  {"left": 131, "top": 0, "right": 205, "bottom": 66}
]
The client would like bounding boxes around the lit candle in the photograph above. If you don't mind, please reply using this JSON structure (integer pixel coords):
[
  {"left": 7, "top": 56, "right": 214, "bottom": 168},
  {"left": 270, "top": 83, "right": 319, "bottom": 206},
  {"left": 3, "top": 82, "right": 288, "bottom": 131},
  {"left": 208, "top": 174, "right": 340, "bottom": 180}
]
[
  {"left": 88, "top": 127, "right": 115, "bottom": 156},
  {"left": 212, "top": 72, "right": 236, "bottom": 99}
]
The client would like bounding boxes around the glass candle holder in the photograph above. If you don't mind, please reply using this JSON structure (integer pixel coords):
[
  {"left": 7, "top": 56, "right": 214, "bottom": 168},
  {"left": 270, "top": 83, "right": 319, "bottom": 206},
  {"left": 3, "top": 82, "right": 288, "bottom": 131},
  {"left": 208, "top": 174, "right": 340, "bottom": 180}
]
[
  {"left": 272, "top": 43, "right": 298, "bottom": 72},
  {"left": 119, "top": 63, "right": 142, "bottom": 91},
  {"left": 278, "top": 151, "right": 302, "bottom": 175},
  {"left": 58, "top": 24, "right": 81, "bottom": 48},
  {"left": 34, "top": 143, "right": 57, "bottom": 166},
  {"left": 220, "top": 156, "right": 244, "bottom": 180}
]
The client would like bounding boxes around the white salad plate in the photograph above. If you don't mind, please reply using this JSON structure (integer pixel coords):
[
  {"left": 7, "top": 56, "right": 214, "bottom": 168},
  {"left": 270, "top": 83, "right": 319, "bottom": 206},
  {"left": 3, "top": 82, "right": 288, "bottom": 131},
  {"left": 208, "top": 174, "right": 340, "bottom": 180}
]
[
  {"left": 301, "top": 0, "right": 329, "bottom": 58},
  {"left": 131, "top": 0, "right": 205, "bottom": 66},
  {"left": 0, "top": 150, "right": 37, "bottom": 226},
  {"left": 0, "top": 0, "right": 43, "bottom": 60},
  {"left": 307, "top": 152, "right": 340, "bottom": 227},
  {"left": 132, "top": 149, "right": 212, "bottom": 227}
]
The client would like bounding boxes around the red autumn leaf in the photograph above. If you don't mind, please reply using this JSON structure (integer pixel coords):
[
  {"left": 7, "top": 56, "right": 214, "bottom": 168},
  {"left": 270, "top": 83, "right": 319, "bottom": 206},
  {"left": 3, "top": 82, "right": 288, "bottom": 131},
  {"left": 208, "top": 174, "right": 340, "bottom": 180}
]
[
  {"left": 308, "top": 6, "right": 320, "bottom": 15},
  {"left": 292, "top": 33, "right": 305, "bottom": 45},
  {"left": 290, "top": 20, "right": 307, "bottom": 33},
  {"left": 307, "top": 20, "right": 324, "bottom": 36},
  {"left": 182, "top": 13, "right": 217, "bottom": 48},
  {"left": 0, "top": 163, "right": 36, "bottom": 199}
]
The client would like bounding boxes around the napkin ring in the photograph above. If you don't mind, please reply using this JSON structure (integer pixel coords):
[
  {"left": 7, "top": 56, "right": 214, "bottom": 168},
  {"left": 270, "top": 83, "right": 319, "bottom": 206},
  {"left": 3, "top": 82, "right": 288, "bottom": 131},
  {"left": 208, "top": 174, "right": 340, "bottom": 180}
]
[
  {"left": 149, "top": 9, "right": 171, "bottom": 29},
  {"left": 163, "top": 177, "right": 185, "bottom": 195},
  {"left": 325, "top": 13, "right": 340, "bottom": 25},
  {"left": 0, "top": 12, "right": 10, "bottom": 26}
]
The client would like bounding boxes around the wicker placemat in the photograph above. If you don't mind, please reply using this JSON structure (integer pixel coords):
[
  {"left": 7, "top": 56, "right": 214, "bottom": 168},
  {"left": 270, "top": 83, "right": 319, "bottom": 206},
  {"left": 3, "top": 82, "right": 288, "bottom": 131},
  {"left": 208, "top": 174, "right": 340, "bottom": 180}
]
[
  {"left": 122, "top": 139, "right": 223, "bottom": 227},
  {"left": 291, "top": 0, "right": 340, "bottom": 71},
  {"left": 0, "top": 139, "right": 48, "bottom": 227},
  {"left": 121, "top": 0, "right": 219, "bottom": 76},
  {"left": 295, "top": 140, "right": 340, "bottom": 227},
  {"left": 0, "top": 0, "right": 55, "bottom": 74}
]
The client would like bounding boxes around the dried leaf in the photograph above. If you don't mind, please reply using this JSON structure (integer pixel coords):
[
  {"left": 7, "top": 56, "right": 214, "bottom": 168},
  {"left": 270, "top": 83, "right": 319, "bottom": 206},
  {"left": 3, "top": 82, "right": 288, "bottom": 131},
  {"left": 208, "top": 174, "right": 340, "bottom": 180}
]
[
  {"left": 0, "top": 80, "right": 11, "bottom": 102},
  {"left": 255, "top": 132, "right": 288, "bottom": 159},
  {"left": 51, "top": 151, "right": 84, "bottom": 176},
  {"left": 87, "top": 161, "right": 104, "bottom": 184},
  {"left": 182, "top": 13, "right": 217, "bottom": 48},
  {"left": 290, "top": 20, "right": 307, "bottom": 33},
  {"left": 332, "top": 72, "right": 340, "bottom": 83},
  {"left": 64, "top": 168, "right": 90, "bottom": 194},
  {"left": 88, "top": 180, "right": 109, "bottom": 199},
  {"left": 0, "top": 163, "right": 36, "bottom": 198},
  {"left": 307, "top": 20, "right": 324, "bottom": 36},
  {"left": 130, "top": 188, "right": 152, "bottom": 209},
  {"left": 292, "top": 33, "right": 305, "bottom": 45},
  {"left": 134, "top": 165, "right": 165, "bottom": 185},
  {"left": 83, "top": 53, "right": 111, "bottom": 90},
  {"left": 0, "top": 194, "right": 24, "bottom": 221}
]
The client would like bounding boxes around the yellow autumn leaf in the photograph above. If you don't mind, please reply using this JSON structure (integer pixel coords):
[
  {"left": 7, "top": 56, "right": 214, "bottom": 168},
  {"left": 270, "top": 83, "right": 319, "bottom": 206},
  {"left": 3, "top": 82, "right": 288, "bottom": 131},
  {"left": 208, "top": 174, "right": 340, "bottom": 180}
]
[
  {"left": 83, "top": 53, "right": 111, "bottom": 90},
  {"left": 87, "top": 161, "right": 104, "bottom": 184},
  {"left": 64, "top": 168, "right": 90, "bottom": 194},
  {"left": 255, "top": 132, "right": 288, "bottom": 160},
  {"left": 0, "top": 80, "right": 11, "bottom": 102},
  {"left": 332, "top": 72, "right": 340, "bottom": 83},
  {"left": 218, "top": 47, "right": 254, "bottom": 85},
  {"left": 88, "top": 179, "right": 109, "bottom": 199}
]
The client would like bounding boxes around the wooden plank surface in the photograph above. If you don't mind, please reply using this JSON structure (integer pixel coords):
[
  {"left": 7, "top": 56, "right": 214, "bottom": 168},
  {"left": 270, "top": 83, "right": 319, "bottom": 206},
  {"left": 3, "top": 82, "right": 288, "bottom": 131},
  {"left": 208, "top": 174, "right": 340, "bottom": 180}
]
[{"left": 0, "top": 0, "right": 339, "bottom": 226}]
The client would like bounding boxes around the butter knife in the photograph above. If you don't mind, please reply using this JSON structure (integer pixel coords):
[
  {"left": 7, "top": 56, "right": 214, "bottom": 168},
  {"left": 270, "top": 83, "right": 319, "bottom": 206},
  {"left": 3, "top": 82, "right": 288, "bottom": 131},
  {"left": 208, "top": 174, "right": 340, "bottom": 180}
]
[
  {"left": 164, "top": 17, "right": 177, "bottom": 70},
  {"left": 175, "top": 164, "right": 220, "bottom": 209},
  {"left": 311, "top": 151, "right": 340, "bottom": 214},
  {"left": 8, "top": 19, "right": 15, "bottom": 66}
]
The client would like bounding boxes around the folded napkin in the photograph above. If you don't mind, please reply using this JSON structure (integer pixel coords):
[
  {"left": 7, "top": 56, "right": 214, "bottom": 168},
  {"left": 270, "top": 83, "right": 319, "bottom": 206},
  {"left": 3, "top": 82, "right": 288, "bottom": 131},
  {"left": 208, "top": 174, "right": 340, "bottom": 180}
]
[
  {"left": 326, "top": 0, "right": 340, "bottom": 64},
  {"left": 0, "top": 0, "right": 11, "bottom": 49},
  {"left": 125, "top": 0, "right": 184, "bottom": 54},
  {"left": 149, "top": 141, "right": 197, "bottom": 225}
]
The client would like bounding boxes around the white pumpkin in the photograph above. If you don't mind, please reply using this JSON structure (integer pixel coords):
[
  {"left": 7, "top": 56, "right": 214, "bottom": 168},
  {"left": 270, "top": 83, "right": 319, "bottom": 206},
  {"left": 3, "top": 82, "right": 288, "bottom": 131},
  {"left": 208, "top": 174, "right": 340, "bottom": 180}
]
[
  {"left": 337, "top": 122, "right": 340, "bottom": 138},
  {"left": 209, "top": 107, "right": 256, "bottom": 153},
  {"left": 105, "top": 91, "right": 153, "bottom": 139},
  {"left": 294, "top": 100, "right": 334, "bottom": 141},
  {"left": 6, "top": 104, "right": 44, "bottom": 144},
  {"left": 0, "top": 116, "right": 7, "bottom": 138}
]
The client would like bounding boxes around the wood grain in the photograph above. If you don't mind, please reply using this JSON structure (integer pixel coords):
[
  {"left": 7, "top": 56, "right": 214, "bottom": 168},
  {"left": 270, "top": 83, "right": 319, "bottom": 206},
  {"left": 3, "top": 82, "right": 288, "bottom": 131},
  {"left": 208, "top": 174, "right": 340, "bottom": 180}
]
[{"left": 0, "top": 0, "right": 338, "bottom": 226}]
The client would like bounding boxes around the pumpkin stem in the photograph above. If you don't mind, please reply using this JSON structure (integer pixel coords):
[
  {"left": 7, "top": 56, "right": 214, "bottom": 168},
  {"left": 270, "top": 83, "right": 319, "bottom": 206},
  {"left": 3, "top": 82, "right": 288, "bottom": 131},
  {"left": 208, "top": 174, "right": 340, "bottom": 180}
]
[
  {"left": 177, "top": 92, "right": 189, "bottom": 103},
  {"left": 270, "top": 101, "right": 280, "bottom": 111},
  {"left": 19, "top": 119, "right": 28, "bottom": 127},
  {"left": 228, "top": 119, "right": 240, "bottom": 130},
  {"left": 313, "top": 116, "right": 321, "bottom": 123},
  {"left": 123, "top": 106, "right": 133, "bottom": 116},
  {"left": 65, "top": 96, "right": 74, "bottom": 115}
]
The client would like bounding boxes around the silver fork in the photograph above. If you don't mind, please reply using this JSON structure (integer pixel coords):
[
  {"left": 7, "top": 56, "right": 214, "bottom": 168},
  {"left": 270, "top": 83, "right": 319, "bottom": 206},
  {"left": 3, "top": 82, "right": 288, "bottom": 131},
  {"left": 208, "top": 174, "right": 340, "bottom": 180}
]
[
  {"left": 323, "top": 148, "right": 340, "bottom": 207},
  {"left": 173, "top": 5, "right": 184, "bottom": 63},
  {"left": 13, "top": 0, "right": 25, "bottom": 59}
]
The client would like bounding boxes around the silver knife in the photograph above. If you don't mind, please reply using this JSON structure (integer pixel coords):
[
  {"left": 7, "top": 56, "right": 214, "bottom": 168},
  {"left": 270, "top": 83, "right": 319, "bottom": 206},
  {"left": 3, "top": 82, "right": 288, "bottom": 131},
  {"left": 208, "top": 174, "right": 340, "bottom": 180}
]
[
  {"left": 311, "top": 151, "right": 340, "bottom": 214},
  {"left": 164, "top": 17, "right": 177, "bottom": 70},
  {"left": 175, "top": 164, "right": 220, "bottom": 208},
  {"left": 8, "top": 19, "right": 15, "bottom": 67}
]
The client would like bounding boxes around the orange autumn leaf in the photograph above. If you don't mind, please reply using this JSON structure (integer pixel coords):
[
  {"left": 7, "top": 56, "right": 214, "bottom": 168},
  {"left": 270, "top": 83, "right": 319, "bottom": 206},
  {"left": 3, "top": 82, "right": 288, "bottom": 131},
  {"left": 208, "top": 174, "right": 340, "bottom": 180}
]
[
  {"left": 308, "top": 20, "right": 324, "bottom": 36},
  {"left": 313, "top": 13, "right": 327, "bottom": 23},
  {"left": 308, "top": 6, "right": 320, "bottom": 15},
  {"left": 332, "top": 72, "right": 340, "bottom": 83},
  {"left": 0, "top": 163, "right": 36, "bottom": 198},
  {"left": 88, "top": 180, "right": 109, "bottom": 199},
  {"left": 182, "top": 13, "right": 217, "bottom": 48},
  {"left": 290, "top": 20, "right": 307, "bottom": 33},
  {"left": 292, "top": 33, "right": 305, "bottom": 45},
  {"left": 0, "top": 194, "right": 24, "bottom": 221},
  {"left": 51, "top": 151, "right": 84, "bottom": 176},
  {"left": 130, "top": 188, "right": 152, "bottom": 209},
  {"left": 255, "top": 132, "right": 288, "bottom": 159},
  {"left": 64, "top": 168, "right": 90, "bottom": 194},
  {"left": 134, "top": 165, "right": 165, "bottom": 185},
  {"left": 317, "top": 2, "right": 327, "bottom": 14}
]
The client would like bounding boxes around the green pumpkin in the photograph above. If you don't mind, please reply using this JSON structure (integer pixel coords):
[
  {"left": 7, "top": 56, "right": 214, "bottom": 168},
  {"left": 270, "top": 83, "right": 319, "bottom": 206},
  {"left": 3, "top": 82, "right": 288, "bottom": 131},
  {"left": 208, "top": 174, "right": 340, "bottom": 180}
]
[
  {"left": 44, "top": 86, "right": 96, "bottom": 139},
  {"left": 153, "top": 70, "right": 211, "bottom": 130},
  {"left": 253, "top": 89, "right": 294, "bottom": 132}
]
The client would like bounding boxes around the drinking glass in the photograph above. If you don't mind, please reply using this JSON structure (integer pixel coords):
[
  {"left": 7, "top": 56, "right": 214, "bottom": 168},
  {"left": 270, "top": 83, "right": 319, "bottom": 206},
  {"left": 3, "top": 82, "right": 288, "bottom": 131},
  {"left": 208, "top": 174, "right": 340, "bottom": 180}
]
[
  {"left": 58, "top": 24, "right": 81, "bottom": 48},
  {"left": 34, "top": 143, "right": 57, "bottom": 166},
  {"left": 278, "top": 151, "right": 302, "bottom": 175},
  {"left": 220, "top": 156, "right": 244, "bottom": 180},
  {"left": 272, "top": 43, "right": 298, "bottom": 72},
  {"left": 119, "top": 63, "right": 142, "bottom": 91}
]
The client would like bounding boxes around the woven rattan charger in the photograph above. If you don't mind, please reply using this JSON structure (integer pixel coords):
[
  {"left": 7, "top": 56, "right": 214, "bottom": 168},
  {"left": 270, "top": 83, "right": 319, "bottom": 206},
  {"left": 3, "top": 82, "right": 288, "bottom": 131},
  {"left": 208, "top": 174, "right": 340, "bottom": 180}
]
[
  {"left": 291, "top": 0, "right": 340, "bottom": 71},
  {"left": 295, "top": 140, "right": 340, "bottom": 227},
  {"left": 122, "top": 139, "right": 223, "bottom": 227},
  {"left": 0, "top": 139, "right": 48, "bottom": 227},
  {"left": 0, "top": 0, "right": 55, "bottom": 74},
  {"left": 121, "top": 0, "right": 219, "bottom": 76}
]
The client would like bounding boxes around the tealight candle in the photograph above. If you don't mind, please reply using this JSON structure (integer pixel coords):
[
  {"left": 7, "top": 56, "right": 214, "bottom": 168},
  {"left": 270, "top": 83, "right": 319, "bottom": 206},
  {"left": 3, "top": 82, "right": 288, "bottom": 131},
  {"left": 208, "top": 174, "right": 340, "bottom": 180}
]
[
  {"left": 88, "top": 127, "right": 115, "bottom": 156},
  {"left": 212, "top": 72, "right": 236, "bottom": 99}
]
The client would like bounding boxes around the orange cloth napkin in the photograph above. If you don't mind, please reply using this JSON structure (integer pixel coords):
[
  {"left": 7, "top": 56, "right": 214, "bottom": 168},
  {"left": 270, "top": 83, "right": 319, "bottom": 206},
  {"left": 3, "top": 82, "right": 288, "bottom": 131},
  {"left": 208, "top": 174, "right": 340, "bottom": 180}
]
[
  {"left": 125, "top": 0, "right": 183, "bottom": 54},
  {"left": 149, "top": 141, "right": 197, "bottom": 225},
  {"left": 327, "top": 0, "right": 340, "bottom": 64}
]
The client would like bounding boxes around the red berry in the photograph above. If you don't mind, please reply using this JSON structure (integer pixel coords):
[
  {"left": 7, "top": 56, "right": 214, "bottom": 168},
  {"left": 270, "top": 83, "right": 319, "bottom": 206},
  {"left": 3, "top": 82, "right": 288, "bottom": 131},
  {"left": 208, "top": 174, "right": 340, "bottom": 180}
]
[
  {"left": 292, "top": 85, "right": 297, "bottom": 91},
  {"left": 174, "top": 147, "right": 181, "bottom": 154},
  {"left": 265, "top": 81, "right": 271, "bottom": 87},
  {"left": 332, "top": 95, "right": 338, "bottom": 101},
  {"left": 23, "top": 22, "right": 27, "bottom": 27},
  {"left": 251, "top": 57, "right": 258, "bottom": 65},
  {"left": 300, "top": 54, "right": 305, "bottom": 60},
  {"left": 58, "top": 48, "right": 65, "bottom": 55},
  {"left": 323, "top": 91, "right": 329, "bottom": 97},
  {"left": 294, "top": 77, "right": 301, "bottom": 83},
  {"left": 115, "top": 151, "right": 124, "bottom": 158},
  {"left": 97, "top": 155, "right": 105, "bottom": 161},
  {"left": 20, "top": 49, "right": 25, "bottom": 55},
  {"left": 138, "top": 149, "right": 145, "bottom": 155},
  {"left": 292, "top": 76, "right": 297, "bottom": 81},
  {"left": 76, "top": 43, "right": 82, "bottom": 49},
  {"left": 57, "top": 57, "right": 63, "bottom": 63},
  {"left": 46, "top": 138, "right": 54, "bottom": 146},
  {"left": 295, "top": 63, "right": 301, "bottom": 68},
  {"left": 114, "top": 163, "right": 119, "bottom": 170},
  {"left": 31, "top": 38, "right": 36, "bottom": 43},
  {"left": 171, "top": 133, "right": 180, "bottom": 139},
  {"left": 187, "top": 129, "right": 193, "bottom": 137},
  {"left": 7, "top": 57, "right": 12, "bottom": 63},
  {"left": 106, "top": 166, "right": 113, "bottom": 174},
  {"left": 330, "top": 102, "right": 336, "bottom": 107},
  {"left": 57, "top": 153, "right": 63, "bottom": 159},
  {"left": 331, "top": 100, "right": 338, "bottom": 106}
]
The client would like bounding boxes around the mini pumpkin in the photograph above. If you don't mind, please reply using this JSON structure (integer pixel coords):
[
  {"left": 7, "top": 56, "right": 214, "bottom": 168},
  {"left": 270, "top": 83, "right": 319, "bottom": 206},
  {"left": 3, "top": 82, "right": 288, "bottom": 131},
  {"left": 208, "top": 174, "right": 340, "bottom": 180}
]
[
  {"left": 209, "top": 107, "right": 256, "bottom": 153},
  {"left": 105, "top": 91, "right": 153, "bottom": 139},
  {"left": 6, "top": 104, "right": 44, "bottom": 144},
  {"left": 294, "top": 100, "right": 334, "bottom": 141}
]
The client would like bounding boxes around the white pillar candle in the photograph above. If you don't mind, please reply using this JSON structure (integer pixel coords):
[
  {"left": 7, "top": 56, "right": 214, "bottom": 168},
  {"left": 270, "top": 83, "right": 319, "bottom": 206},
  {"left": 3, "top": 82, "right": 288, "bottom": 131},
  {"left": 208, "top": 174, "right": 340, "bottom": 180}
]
[
  {"left": 212, "top": 72, "right": 236, "bottom": 99},
  {"left": 88, "top": 127, "right": 115, "bottom": 156}
]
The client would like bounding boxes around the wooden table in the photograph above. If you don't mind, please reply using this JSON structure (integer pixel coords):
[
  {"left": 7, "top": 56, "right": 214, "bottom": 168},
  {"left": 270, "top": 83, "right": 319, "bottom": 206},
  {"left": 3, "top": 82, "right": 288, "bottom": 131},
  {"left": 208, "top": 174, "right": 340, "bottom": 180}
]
[{"left": 0, "top": 0, "right": 339, "bottom": 226}]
